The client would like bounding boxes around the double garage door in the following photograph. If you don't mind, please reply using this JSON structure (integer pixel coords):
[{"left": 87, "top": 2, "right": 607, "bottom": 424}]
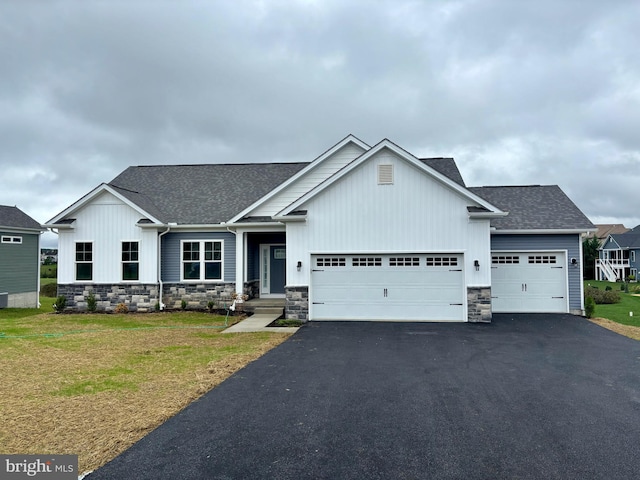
[
  {"left": 491, "top": 252, "right": 568, "bottom": 313},
  {"left": 310, "top": 254, "right": 465, "bottom": 321}
]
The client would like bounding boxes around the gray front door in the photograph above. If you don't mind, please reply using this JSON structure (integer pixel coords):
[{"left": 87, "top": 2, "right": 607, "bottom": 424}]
[
  {"left": 260, "top": 244, "right": 286, "bottom": 296},
  {"left": 270, "top": 246, "right": 286, "bottom": 294}
]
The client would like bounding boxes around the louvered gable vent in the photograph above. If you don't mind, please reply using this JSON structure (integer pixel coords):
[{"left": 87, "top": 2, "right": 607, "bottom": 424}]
[{"left": 378, "top": 164, "right": 394, "bottom": 185}]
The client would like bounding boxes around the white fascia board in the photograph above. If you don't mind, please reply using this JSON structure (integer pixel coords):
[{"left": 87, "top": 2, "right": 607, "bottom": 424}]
[
  {"left": 491, "top": 228, "right": 596, "bottom": 235},
  {"left": 271, "top": 214, "right": 307, "bottom": 223},
  {"left": 46, "top": 183, "right": 163, "bottom": 225},
  {"left": 226, "top": 135, "right": 371, "bottom": 223},
  {"left": 468, "top": 212, "right": 509, "bottom": 219},
  {"left": 277, "top": 138, "right": 505, "bottom": 217},
  {"left": 164, "top": 222, "right": 286, "bottom": 230},
  {"left": 0, "top": 226, "right": 45, "bottom": 234}
]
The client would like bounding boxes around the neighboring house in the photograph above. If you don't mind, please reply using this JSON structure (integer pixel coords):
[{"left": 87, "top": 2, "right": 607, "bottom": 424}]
[
  {"left": 44, "top": 135, "right": 595, "bottom": 321},
  {"left": 596, "top": 226, "right": 640, "bottom": 282},
  {"left": 40, "top": 249, "right": 58, "bottom": 264},
  {"left": 0, "top": 205, "right": 43, "bottom": 308},
  {"left": 586, "top": 224, "right": 629, "bottom": 247}
]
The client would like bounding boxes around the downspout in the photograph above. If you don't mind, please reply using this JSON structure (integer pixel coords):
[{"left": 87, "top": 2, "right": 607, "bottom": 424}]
[
  {"left": 48, "top": 228, "right": 59, "bottom": 305},
  {"left": 36, "top": 230, "right": 41, "bottom": 308},
  {"left": 158, "top": 225, "right": 172, "bottom": 310},
  {"left": 225, "top": 225, "right": 239, "bottom": 294}
]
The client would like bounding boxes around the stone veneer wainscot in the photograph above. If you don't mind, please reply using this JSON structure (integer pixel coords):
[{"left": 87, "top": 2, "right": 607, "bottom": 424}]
[
  {"left": 285, "top": 286, "right": 309, "bottom": 321},
  {"left": 58, "top": 284, "right": 160, "bottom": 312},
  {"left": 467, "top": 286, "right": 492, "bottom": 323}
]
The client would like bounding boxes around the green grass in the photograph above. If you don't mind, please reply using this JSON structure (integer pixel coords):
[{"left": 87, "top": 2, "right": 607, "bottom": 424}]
[
  {"left": 0, "top": 310, "right": 291, "bottom": 473},
  {"left": 40, "top": 264, "right": 57, "bottom": 278},
  {"left": 0, "top": 304, "right": 232, "bottom": 337},
  {"left": 584, "top": 280, "right": 640, "bottom": 327}
]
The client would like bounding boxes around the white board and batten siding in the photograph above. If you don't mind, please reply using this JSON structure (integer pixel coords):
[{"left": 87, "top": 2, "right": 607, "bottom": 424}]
[
  {"left": 284, "top": 149, "right": 493, "bottom": 321},
  {"left": 250, "top": 143, "right": 366, "bottom": 217},
  {"left": 57, "top": 191, "right": 158, "bottom": 284}
]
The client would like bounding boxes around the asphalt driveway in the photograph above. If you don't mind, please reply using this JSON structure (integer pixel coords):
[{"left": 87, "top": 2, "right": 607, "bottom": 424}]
[{"left": 87, "top": 314, "right": 640, "bottom": 479}]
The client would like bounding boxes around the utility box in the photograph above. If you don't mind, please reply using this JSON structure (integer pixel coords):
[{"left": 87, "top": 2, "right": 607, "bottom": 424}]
[{"left": 0, "top": 292, "right": 8, "bottom": 308}]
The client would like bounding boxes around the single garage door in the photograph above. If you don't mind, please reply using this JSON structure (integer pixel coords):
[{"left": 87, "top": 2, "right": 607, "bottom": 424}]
[
  {"left": 310, "top": 254, "right": 465, "bottom": 321},
  {"left": 491, "top": 252, "right": 568, "bottom": 313}
]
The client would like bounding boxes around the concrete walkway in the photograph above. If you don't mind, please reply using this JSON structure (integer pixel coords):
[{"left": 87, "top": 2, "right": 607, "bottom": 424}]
[{"left": 222, "top": 313, "right": 299, "bottom": 333}]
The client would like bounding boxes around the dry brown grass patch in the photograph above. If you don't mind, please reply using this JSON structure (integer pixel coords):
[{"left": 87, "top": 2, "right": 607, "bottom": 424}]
[
  {"left": 0, "top": 321, "right": 291, "bottom": 474},
  {"left": 589, "top": 317, "right": 640, "bottom": 341}
]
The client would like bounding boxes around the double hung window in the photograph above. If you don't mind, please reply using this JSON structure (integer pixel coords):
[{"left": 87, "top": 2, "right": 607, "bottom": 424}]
[
  {"left": 122, "top": 241, "right": 139, "bottom": 281},
  {"left": 76, "top": 242, "right": 93, "bottom": 281},
  {"left": 182, "top": 240, "right": 223, "bottom": 281}
]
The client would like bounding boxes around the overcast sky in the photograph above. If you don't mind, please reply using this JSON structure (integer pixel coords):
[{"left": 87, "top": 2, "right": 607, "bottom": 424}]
[{"left": 1, "top": 0, "right": 639, "bottom": 247}]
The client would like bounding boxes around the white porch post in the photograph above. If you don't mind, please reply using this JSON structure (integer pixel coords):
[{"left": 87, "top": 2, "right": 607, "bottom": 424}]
[{"left": 235, "top": 229, "right": 245, "bottom": 294}]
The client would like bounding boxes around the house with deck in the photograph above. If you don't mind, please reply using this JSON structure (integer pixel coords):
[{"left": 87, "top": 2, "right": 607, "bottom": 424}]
[
  {"left": 44, "top": 135, "right": 595, "bottom": 320},
  {"left": 596, "top": 226, "right": 640, "bottom": 282}
]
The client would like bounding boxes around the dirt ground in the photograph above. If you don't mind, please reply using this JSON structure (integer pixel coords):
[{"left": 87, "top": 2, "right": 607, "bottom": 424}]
[{"left": 589, "top": 317, "right": 640, "bottom": 341}]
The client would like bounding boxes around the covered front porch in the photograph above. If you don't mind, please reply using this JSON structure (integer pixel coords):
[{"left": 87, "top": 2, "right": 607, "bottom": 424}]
[{"left": 238, "top": 231, "right": 287, "bottom": 299}]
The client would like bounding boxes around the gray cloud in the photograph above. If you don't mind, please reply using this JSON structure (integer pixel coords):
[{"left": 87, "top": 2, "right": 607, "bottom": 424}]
[{"left": 1, "top": 0, "right": 638, "bottom": 247}]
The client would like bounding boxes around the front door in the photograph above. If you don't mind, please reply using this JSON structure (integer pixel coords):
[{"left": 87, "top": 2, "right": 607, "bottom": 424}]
[{"left": 260, "top": 244, "right": 286, "bottom": 296}]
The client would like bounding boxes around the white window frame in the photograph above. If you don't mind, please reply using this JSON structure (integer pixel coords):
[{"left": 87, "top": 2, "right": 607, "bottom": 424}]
[
  {"left": 1, "top": 235, "right": 22, "bottom": 244},
  {"left": 122, "top": 241, "right": 140, "bottom": 282},
  {"left": 75, "top": 241, "right": 93, "bottom": 281},
  {"left": 631, "top": 251, "right": 636, "bottom": 263},
  {"left": 180, "top": 239, "right": 224, "bottom": 282}
]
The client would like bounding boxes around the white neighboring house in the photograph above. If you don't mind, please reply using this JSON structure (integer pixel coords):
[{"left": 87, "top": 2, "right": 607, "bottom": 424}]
[{"left": 44, "top": 135, "right": 595, "bottom": 320}]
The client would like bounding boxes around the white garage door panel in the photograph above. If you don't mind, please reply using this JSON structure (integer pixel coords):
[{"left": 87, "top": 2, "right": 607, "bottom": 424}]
[
  {"left": 492, "top": 252, "right": 568, "bottom": 313},
  {"left": 311, "top": 254, "right": 464, "bottom": 321}
]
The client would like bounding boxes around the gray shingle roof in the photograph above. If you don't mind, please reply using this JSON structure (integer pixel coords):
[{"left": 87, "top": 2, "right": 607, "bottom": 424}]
[
  {"left": 0, "top": 205, "right": 41, "bottom": 230},
  {"left": 420, "top": 158, "right": 466, "bottom": 187},
  {"left": 468, "top": 185, "right": 595, "bottom": 231},
  {"left": 608, "top": 232, "right": 640, "bottom": 249},
  {"left": 109, "top": 163, "right": 309, "bottom": 224}
]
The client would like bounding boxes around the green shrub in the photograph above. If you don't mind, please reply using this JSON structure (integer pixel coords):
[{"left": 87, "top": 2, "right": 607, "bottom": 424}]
[
  {"left": 53, "top": 295, "right": 67, "bottom": 313},
  {"left": 274, "top": 319, "right": 303, "bottom": 327},
  {"left": 605, "top": 286, "right": 612, "bottom": 291},
  {"left": 585, "top": 297, "right": 596, "bottom": 318},
  {"left": 181, "top": 299, "right": 187, "bottom": 310},
  {"left": 40, "top": 283, "right": 58, "bottom": 297},
  {"left": 87, "top": 291, "right": 97, "bottom": 313},
  {"left": 584, "top": 287, "right": 621, "bottom": 305}
]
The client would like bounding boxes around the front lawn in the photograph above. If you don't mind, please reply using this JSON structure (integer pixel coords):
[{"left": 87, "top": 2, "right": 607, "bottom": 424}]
[
  {"left": 584, "top": 280, "right": 640, "bottom": 327},
  {"left": 0, "top": 308, "right": 293, "bottom": 474}
]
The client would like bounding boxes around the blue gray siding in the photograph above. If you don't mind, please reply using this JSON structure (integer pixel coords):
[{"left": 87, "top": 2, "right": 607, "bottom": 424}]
[
  {"left": 630, "top": 249, "right": 640, "bottom": 277},
  {"left": 490, "top": 234, "right": 583, "bottom": 311},
  {"left": 246, "top": 232, "right": 286, "bottom": 281},
  {"left": 601, "top": 237, "right": 618, "bottom": 251},
  {"left": 161, "top": 231, "right": 236, "bottom": 282},
  {"left": 0, "top": 231, "right": 39, "bottom": 294}
]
